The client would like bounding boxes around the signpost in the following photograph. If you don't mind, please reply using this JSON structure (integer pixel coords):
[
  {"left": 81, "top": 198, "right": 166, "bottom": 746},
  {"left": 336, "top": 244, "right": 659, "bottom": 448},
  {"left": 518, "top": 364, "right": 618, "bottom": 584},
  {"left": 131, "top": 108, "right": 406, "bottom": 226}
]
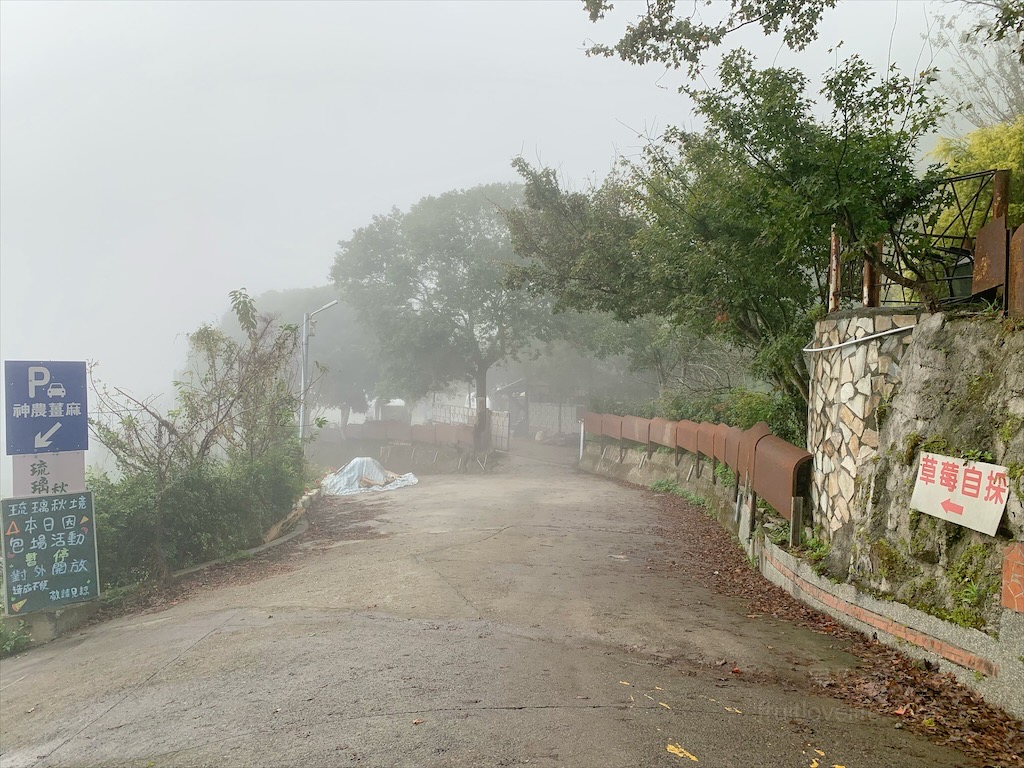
[
  {"left": 5, "top": 361, "right": 89, "bottom": 455},
  {"left": 910, "top": 452, "right": 1010, "bottom": 536},
  {"left": 3, "top": 360, "right": 96, "bottom": 615},
  {"left": 1, "top": 492, "right": 100, "bottom": 614},
  {"left": 12, "top": 452, "right": 87, "bottom": 496}
]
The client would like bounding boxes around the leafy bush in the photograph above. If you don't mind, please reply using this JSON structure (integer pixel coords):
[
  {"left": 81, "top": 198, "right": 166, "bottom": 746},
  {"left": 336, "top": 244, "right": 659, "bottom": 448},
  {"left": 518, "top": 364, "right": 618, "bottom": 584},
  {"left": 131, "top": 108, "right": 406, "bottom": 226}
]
[
  {"left": 594, "top": 386, "right": 805, "bottom": 447},
  {"left": 0, "top": 621, "right": 31, "bottom": 658},
  {"left": 90, "top": 444, "right": 303, "bottom": 589}
]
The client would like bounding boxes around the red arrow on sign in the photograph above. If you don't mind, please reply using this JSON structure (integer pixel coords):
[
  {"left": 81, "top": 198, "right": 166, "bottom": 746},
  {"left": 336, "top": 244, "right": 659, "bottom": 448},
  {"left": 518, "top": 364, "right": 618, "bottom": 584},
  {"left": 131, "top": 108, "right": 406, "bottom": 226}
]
[{"left": 941, "top": 498, "right": 964, "bottom": 515}]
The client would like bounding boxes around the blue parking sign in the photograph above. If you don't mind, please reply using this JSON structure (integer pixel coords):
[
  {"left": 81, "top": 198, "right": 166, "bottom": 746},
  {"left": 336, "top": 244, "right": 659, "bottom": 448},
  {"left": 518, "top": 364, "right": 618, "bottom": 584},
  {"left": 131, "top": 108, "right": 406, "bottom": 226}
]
[{"left": 5, "top": 361, "right": 89, "bottom": 455}]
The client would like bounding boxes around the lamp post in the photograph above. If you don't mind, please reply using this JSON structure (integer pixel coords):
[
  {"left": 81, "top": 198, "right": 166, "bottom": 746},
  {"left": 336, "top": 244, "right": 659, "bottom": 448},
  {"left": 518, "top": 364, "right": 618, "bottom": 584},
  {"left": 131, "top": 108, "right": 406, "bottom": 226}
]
[{"left": 298, "top": 299, "right": 338, "bottom": 443}]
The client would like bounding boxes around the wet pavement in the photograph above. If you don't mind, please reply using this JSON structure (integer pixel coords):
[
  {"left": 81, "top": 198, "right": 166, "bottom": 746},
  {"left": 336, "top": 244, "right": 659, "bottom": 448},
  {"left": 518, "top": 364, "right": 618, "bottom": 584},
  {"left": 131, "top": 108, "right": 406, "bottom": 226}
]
[{"left": 0, "top": 454, "right": 970, "bottom": 767}]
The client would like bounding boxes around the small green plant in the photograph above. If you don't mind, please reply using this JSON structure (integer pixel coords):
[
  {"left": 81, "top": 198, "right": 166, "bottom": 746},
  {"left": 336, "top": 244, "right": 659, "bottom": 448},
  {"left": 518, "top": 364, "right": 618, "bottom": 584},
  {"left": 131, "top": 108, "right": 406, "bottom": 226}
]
[
  {"left": 999, "top": 414, "right": 1022, "bottom": 446},
  {"left": 802, "top": 534, "right": 831, "bottom": 575},
  {"left": 920, "top": 435, "right": 950, "bottom": 455},
  {"left": 650, "top": 478, "right": 707, "bottom": 509},
  {"left": 902, "top": 433, "right": 923, "bottom": 466},
  {"left": 679, "top": 488, "right": 709, "bottom": 509},
  {"left": 714, "top": 462, "right": 736, "bottom": 486},
  {"left": 651, "top": 478, "right": 681, "bottom": 494},
  {"left": 766, "top": 522, "right": 790, "bottom": 546},
  {"left": 958, "top": 448, "right": 994, "bottom": 463},
  {"left": 0, "top": 621, "right": 32, "bottom": 658}
]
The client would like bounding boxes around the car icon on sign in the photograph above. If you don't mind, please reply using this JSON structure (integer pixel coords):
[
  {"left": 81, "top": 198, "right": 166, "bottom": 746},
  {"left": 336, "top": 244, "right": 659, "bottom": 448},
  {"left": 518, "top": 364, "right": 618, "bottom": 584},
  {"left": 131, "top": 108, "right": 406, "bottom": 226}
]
[{"left": 47, "top": 382, "right": 66, "bottom": 398}]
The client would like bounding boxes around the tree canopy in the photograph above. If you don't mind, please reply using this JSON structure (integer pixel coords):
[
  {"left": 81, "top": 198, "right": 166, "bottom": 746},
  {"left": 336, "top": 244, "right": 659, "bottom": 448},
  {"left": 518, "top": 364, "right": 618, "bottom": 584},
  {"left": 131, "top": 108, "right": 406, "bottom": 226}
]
[
  {"left": 332, "top": 184, "right": 558, "bottom": 447},
  {"left": 227, "top": 285, "right": 381, "bottom": 418},
  {"left": 506, "top": 49, "right": 949, "bottom": 407},
  {"left": 583, "top": 0, "right": 837, "bottom": 74}
]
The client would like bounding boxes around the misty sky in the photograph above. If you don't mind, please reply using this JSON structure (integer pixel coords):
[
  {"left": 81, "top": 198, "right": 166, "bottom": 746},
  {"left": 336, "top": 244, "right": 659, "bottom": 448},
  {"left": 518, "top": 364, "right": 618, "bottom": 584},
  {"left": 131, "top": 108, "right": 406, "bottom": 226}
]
[{"left": 1, "top": 0, "right": 954, "bottom": 404}]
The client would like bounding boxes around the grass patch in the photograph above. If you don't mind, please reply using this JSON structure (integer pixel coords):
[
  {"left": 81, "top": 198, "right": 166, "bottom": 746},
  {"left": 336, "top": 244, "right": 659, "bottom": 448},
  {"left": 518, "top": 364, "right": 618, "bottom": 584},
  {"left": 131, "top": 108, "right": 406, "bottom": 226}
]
[
  {"left": 650, "top": 478, "right": 708, "bottom": 509},
  {"left": 1, "top": 621, "right": 32, "bottom": 658}
]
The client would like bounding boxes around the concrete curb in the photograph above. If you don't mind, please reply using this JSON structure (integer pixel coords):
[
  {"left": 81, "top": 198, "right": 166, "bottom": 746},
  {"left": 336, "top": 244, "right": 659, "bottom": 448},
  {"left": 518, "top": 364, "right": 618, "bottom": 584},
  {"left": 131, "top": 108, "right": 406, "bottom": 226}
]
[
  {"left": 578, "top": 441, "right": 1024, "bottom": 719},
  {"left": 2, "top": 489, "right": 322, "bottom": 651}
]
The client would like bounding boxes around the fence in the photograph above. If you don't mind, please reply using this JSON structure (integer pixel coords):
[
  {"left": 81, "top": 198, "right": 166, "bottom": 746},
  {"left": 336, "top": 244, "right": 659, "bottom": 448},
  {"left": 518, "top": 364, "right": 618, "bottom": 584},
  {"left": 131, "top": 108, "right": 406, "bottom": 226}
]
[
  {"left": 428, "top": 405, "right": 511, "bottom": 451},
  {"left": 583, "top": 412, "right": 812, "bottom": 545},
  {"left": 827, "top": 169, "right": 1022, "bottom": 318},
  {"left": 526, "top": 402, "right": 580, "bottom": 436},
  {"left": 345, "top": 411, "right": 510, "bottom": 453}
]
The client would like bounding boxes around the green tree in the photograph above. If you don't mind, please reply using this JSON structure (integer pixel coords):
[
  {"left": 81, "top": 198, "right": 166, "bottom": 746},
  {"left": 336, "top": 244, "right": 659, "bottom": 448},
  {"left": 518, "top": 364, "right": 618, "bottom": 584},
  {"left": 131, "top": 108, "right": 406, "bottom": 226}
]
[
  {"left": 687, "top": 51, "right": 947, "bottom": 300},
  {"left": 90, "top": 290, "right": 302, "bottom": 582},
  {"left": 934, "top": 116, "right": 1024, "bottom": 228},
  {"left": 508, "top": 51, "right": 947, "bottom": 407},
  {"left": 957, "top": 0, "right": 1024, "bottom": 62},
  {"left": 331, "top": 184, "right": 557, "bottom": 449},
  {"left": 226, "top": 286, "right": 381, "bottom": 421},
  {"left": 583, "top": 0, "right": 837, "bottom": 75},
  {"left": 504, "top": 159, "right": 656, "bottom": 321},
  {"left": 584, "top": 0, "right": 1022, "bottom": 75}
]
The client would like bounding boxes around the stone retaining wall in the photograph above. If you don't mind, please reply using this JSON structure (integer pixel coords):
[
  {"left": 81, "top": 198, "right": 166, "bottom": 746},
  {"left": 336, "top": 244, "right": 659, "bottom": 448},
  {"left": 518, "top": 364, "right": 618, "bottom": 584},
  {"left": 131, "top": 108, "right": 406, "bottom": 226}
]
[
  {"left": 806, "top": 308, "right": 924, "bottom": 534},
  {"left": 579, "top": 441, "right": 1024, "bottom": 718}
]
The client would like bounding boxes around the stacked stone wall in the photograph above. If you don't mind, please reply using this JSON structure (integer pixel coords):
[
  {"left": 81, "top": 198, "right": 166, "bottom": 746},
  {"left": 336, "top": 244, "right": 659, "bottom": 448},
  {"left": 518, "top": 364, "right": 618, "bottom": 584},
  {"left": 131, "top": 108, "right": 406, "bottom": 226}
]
[
  {"left": 806, "top": 308, "right": 923, "bottom": 534},
  {"left": 808, "top": 309, "right": 1023, "bottom": 639}
]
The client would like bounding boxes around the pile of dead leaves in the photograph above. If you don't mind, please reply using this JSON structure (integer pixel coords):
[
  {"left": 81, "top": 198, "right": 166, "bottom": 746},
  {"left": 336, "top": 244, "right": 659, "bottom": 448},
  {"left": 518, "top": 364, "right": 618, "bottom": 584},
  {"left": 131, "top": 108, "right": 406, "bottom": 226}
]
[{"left": 647, "top": 488, "right": 1024, "bottom": 768}]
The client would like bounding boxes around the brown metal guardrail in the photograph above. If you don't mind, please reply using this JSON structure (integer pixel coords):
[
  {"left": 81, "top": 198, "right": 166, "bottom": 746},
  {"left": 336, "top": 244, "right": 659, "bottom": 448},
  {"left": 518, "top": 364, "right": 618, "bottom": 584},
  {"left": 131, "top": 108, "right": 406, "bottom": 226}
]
[
  {"left": 622, "top": 415, "right": 651, "bottom": 446},
  {"left": 750, "top": 434, "right": 812, "bottom": 543},
  {"left": 411, "top": 424, "right": 436, "bottom": 445},
  {"left": 581, "top": 413, "right": 812, "bottom": 544},
  {"left": 601, "top": 414, "right": 623, "bottom": 441},
  {"left": 696, "top": 422, "right": 716, "bottom": 459},
  {"left": 738, "top": 422, "right": 772, "bottom": 487},
  {"left": 676, "top": 421, "right": 698, "bottom": 454},
  {"left": 650, "top": 417, "right": 677, "bottom": 450}
]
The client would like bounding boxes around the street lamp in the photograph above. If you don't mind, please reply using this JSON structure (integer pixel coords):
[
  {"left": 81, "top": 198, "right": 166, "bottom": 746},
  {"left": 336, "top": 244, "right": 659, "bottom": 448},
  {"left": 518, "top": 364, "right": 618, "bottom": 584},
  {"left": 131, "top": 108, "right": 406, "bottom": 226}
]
[{"left": 298, "top": 299, "right": 338, "bottom": 443}]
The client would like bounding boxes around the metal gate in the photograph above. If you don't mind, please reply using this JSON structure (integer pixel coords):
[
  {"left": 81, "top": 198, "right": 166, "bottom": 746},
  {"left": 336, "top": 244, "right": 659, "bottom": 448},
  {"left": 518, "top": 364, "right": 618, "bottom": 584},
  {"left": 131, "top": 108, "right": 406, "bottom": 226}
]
[{"left": 489, "top": 411, "right": 510, "bottom": 451}]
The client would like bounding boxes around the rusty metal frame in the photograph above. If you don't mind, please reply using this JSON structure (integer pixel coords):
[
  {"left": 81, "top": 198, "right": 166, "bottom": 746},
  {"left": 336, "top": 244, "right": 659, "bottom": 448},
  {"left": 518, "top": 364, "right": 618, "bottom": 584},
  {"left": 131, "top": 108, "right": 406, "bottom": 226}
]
[{"left": 831, "top": 169, "right": 1013, "bottom": 310}]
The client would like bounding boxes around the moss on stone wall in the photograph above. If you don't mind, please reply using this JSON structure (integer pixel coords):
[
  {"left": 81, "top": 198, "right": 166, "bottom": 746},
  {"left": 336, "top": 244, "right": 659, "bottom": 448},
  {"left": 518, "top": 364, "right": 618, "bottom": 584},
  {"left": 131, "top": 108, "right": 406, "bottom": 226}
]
[{"left": 811, "top": 312, "right": 1022, "bottom": 636}]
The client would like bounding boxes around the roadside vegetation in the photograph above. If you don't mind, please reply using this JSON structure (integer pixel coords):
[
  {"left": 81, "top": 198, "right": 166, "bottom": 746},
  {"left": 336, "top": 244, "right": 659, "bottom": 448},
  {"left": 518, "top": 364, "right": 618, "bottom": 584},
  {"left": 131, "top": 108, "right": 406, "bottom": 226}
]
[{"left": 87, "top": 290, "right": 305, "bottom": 588}]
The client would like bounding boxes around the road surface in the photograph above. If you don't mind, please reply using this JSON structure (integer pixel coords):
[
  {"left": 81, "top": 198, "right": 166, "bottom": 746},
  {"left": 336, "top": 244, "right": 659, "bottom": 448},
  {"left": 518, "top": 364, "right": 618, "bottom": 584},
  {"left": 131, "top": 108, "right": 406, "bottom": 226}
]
[{"left": 0, "top": 453, "right": 968, "bottom": 767}]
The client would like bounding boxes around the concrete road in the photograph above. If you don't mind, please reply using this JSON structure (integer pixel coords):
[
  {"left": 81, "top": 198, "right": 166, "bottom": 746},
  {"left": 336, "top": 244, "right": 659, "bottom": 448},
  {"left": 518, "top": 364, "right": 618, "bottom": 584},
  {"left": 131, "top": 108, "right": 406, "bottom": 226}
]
[{"left": 0, "top": 454, "right": 968, "bottom": 768}]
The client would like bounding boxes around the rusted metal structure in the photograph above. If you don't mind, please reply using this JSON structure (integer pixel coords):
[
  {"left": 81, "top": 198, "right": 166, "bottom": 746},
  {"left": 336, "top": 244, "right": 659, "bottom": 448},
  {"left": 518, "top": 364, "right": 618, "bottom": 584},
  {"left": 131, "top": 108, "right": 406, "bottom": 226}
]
[
  {"left": 676, "top": 421, "right": 699, "bottom": 455},
  {"left": 650, "top": 417, "right": 677, "bottom": 450},
  {"left": 830, "top": 169, "right": 1020, "bottom": 315},
  {"left": 582, "top": 413, "right": 812, "bottom": 544}
]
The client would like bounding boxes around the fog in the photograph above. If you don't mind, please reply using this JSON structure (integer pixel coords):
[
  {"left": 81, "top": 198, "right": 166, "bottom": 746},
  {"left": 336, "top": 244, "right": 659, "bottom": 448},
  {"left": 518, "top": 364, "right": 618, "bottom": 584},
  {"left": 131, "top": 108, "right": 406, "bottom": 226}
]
[{"left": 0, "top": 0, "right": 955, "bottom": 491}]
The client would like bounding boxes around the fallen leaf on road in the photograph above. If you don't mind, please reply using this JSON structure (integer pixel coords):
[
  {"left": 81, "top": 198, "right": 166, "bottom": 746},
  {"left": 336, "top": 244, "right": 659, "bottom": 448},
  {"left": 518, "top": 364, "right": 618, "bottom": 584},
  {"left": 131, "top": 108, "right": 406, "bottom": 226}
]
[
  {"left": 666, "top": 742, "right": 699, "bottom": 761},
  {"left": 731, "top": 667, "right": 742, "bottom": 675},
  {"left": 660, "top": 702, "right": 671, "bottom": 709},
  {"left": 619, "top": 681, "right": 631, "bottom": 686},
  {"left": 412, "top": 719, "right": 425, "bottom": 725}
]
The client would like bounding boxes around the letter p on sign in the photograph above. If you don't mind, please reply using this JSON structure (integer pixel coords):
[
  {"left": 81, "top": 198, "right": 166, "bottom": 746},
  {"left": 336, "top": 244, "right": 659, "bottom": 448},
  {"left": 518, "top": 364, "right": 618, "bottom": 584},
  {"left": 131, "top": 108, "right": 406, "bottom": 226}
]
[{"left": 28, "top": 366, "right": 50, "bottom": 398}]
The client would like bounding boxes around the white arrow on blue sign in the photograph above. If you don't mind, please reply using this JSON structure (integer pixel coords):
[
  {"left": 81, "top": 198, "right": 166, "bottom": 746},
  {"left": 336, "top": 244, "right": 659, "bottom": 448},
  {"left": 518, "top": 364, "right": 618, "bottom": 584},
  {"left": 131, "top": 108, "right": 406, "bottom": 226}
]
[{"left": 5, "top": 361, "right": 89, "bottom": 455}]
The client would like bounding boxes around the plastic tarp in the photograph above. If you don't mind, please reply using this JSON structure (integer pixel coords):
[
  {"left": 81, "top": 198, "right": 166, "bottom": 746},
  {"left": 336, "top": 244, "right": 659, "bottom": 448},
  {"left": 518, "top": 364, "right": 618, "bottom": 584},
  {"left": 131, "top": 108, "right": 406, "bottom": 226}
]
[{"left": 321, "top": 457, "right": 418, "bottom": 496}]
